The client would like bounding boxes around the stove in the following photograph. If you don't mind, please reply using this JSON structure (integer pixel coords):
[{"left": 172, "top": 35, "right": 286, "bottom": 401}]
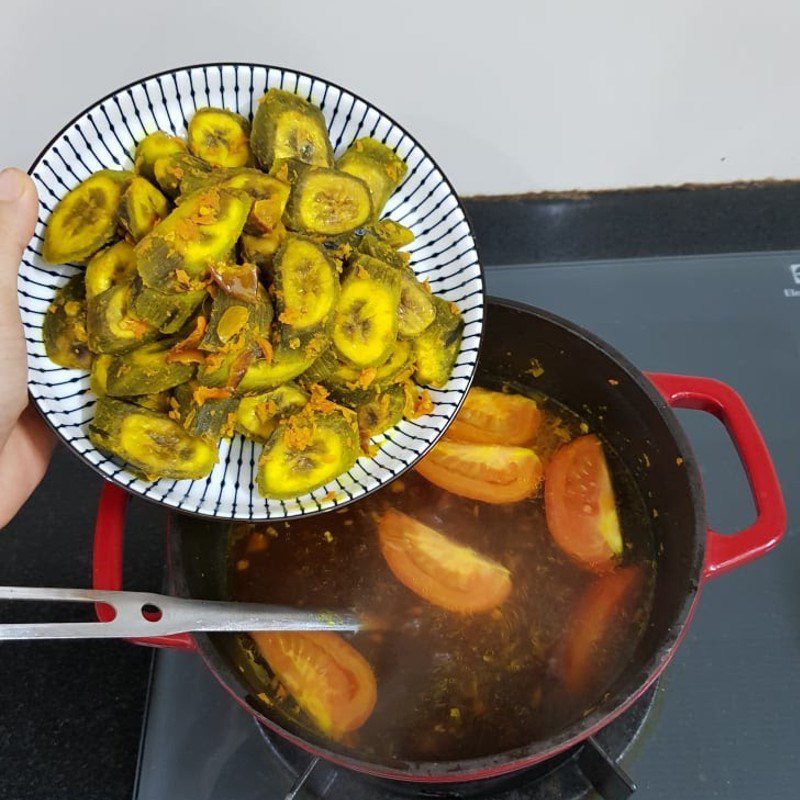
[
  {"left": 135, "top": 646, "right": 655, "bottom": 800},
  {"left": 134, "top": 251, "right": 800, "bottom": 799},
  {"left": 255, "top": 685, "right": 654, "bottom": 800}
]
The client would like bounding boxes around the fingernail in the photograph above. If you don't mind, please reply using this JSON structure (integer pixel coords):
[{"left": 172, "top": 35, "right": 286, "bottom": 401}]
[{"left": 0, "top": 168, "right": 27, "bottom": 202}]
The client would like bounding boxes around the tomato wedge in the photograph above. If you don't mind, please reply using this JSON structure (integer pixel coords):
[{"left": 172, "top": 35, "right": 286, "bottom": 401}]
[
  {"left": 415, "top": 440, "right": 542, "bottom": 504},
  {"left": 378, "top": 509, "right": 512, "bottom": 613},
  {"left": 251, "top": 631, "right": 377, "bottom": 738},
  {"left": 556, "top": 566, "right": 644, "bottom": 695},
  {"left": 544, "top": 434, "right": 623, "bottom": 571},
  {"left": 446, "top": 386, "right": 541, "bottom": 445}
]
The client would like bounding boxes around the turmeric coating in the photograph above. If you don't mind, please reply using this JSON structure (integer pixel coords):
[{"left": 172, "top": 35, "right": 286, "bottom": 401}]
[{"left": 41, "top": 91, "right": 463, "bottom": 498}]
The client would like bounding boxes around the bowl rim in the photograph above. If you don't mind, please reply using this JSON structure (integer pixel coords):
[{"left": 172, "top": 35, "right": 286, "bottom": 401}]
[{"left": 24, "top": 61, "right": 486, "bottom": 520}]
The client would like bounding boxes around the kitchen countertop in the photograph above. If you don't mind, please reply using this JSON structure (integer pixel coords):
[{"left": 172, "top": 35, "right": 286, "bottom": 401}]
[
  {"left": 2, "top": 185, "right": 799, "bottom": 800},
  {"left": 0, "top": 446, "right": 165, "bottom": 800}
]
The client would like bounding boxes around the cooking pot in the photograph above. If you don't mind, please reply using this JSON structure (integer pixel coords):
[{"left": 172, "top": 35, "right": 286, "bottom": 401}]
[{"left": 92, "top": 297, "right": 786, "bottom": 782}]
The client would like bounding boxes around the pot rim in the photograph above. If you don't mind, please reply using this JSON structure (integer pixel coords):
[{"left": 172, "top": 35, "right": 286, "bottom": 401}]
[{"left": 170, "top": 295, "right": 707, "bottom": 781}]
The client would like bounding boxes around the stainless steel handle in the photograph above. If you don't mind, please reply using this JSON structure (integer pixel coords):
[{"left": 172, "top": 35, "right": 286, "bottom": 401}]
[{"left": 0, "top": 586, "right": 361, "bottom": 640}]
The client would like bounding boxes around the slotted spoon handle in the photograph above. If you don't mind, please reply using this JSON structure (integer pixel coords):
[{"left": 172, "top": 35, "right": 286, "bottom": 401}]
[{"left": 0, "top": 586, "right": 361, "bottom": 640}]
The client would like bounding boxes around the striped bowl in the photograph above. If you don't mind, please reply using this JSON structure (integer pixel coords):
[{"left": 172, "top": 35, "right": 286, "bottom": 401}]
[{"left": 20, "top": 63, "right": 484, "bottom": 520}]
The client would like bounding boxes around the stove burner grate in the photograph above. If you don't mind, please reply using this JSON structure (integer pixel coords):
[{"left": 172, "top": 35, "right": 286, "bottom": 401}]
[{"left": 255, "top": 684, "right": 657, "bottom": 800}]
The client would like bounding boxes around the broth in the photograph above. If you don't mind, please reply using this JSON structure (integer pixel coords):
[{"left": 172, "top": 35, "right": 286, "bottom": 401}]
[{"left": 229, "top": 389, "right": 656, "bottom": 763}]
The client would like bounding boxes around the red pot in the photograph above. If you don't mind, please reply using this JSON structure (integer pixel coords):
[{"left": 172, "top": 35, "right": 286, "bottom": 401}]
[{"left": 92, "top": 298, "right": 786, "bottom": 782}]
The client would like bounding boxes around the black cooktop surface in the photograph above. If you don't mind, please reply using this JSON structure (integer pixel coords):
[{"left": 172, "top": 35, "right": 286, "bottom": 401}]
[{"left": 133, "top": 250, "right": 800, "bottom": 799}]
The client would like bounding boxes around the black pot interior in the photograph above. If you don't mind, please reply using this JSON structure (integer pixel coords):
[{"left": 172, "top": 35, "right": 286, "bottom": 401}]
[{"left": 170, "top": 297, "right": 706, "bottom": 776}]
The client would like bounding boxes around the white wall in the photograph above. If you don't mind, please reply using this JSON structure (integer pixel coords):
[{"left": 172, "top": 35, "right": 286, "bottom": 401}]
[{"left": 2, "top": 0, "right": 799, "bottom": 195}]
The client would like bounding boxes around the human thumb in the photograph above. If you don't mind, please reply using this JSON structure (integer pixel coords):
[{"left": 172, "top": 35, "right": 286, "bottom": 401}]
[
  {"left": 0, "top": 168, "right": 39, "bottom": 443},
  {"left": 0, "top": 169, "right": 38, "bottom": 261}
]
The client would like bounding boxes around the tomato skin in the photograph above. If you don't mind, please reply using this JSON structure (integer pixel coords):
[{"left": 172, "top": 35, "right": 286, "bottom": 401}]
[
  {"left": 251, "top": 631, "right": 377, "bottom": 738},
  {"left": 544, "top": 434, "right": 623, "bottom": 571},
  {"left": 446, "top": 387, "right": 541, "bottom": 445},
  {"left": 556, "top": 566, "right": 644, "bottom": 695},
  {"left": 378, "top": 509, "right": 512, "bottom": 613},
  {"left": 415, "top": 440, "right": 542, "bottom": 504}
]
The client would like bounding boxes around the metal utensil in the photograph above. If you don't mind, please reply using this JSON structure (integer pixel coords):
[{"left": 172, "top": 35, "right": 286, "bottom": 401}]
[{"left": 0, "top": 586, "right": 362, "bottom": 640}]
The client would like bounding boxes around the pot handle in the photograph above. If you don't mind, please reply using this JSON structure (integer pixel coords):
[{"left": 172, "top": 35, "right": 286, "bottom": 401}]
[
  {"left": 92, "top": 482, "right": 195, "bottom": 651},
  {"left": 646, "top": 373, "right": 786, "bottom": 580}
]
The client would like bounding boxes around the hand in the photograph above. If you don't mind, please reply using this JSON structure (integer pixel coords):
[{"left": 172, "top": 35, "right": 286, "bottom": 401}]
[{"left": 0, "top": 168, "right": 54, "bottom": 527}]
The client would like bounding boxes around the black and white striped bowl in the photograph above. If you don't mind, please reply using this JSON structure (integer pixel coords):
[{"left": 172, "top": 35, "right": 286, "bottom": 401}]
[{"left": 20, "top": 64, "right": 484, "bottom": 520}]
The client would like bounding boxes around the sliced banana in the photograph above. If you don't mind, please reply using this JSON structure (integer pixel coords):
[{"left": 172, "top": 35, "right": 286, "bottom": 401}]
[
  {"left": 357, "top": 385, "right": 406, "bottom": 440},
  {"left": 332, "top": 256, "right": 400, "bottom": 368},
  {"left": 134, "top": 132, "right": 188, "bottom": 183},
  {"left": 273, "top": 236, "right": 338, "bottom": 333},
  {"left": 413, "top": 296, "right": 465, "bottom": 388},
  {"left": 284, "top": 164, "right": 372, "bottom": 236},
  {"left": 42, "top": 275, "right": 92, "bottom": 370},
  {"left": 257, "top": 409, "right": 359, "bottom": 498},
  {"left": 236, "top": 383, "right": 308, "bottom": 443},
  {"left": 136, "top": 188, "right": 251, "bottom": 291},
  {"left": 89, "top": 397, "right": 216, "bottom": 480},
  {"left": 188, "top": 107, "right": 252, "bottom": 168},
  {"left": 43, "top": 170, "right": 133, "bottom": 264},
  {"left": 336, "top": 137, "right": 408, "bottom": 217},
  {"left": 85, "top": 241, "right": 137, "bottom": 299},
  {"left": 251, "top": 88, "right": 333, "bottom": 170},
  {"left": 397, "top": 272, "right": 435, "bottom": 338},
  {"left": 117, "top": 176, "right": 170, "bottom": 242},
  {"left": 240, "top": 223, "right": 287, "bottom": 269},
  {"left": 152, "top": 152, "right": 213, "bottom": 198}
]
